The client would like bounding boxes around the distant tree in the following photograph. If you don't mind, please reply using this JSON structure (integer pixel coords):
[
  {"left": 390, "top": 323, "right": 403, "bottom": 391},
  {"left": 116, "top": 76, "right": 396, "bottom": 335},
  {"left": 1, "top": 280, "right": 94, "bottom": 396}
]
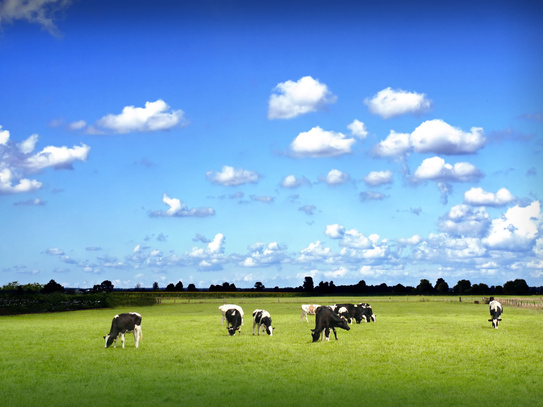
[
  {"left": 175, "top": 281, "right": 184, "bottom": 291},
  {"left": 471, "top": 283, "right": 490, "bottom": 295},
  {"left": 153, "top": 282, "right": 159, "bottom": 291},
  {"left": 254, "top": 281, "right": 265, "bottom": 291},
  {"left": 416, "top": 279, "right": 433, "bottom": 295},
  {"left": 1, "top": 281, "right": 19, "bottom": 291},
  {"left": 187, "top": 283, "right": 197, "bottom": 292},
  {"left": 42, "top": 279, "right": 64, "bottom": 293},
  {"left": 135, "top": 283, "right": 142, "bottom": 291},
  {"left": 435, "top": 278, "right": 449, "bottom": 294},
  {"left": 21, "top": 283, "right": 43, "bottom": 292},
  {"left": 392, "top": 283, "right": 407, "bottom": 295},
  {"left": 93, "top": 280, "right": 113, "bottom": 292},
  {"left": 504, "top": 279, "right": 529, "bottom": 295},
  {"left": 453, "top": 279, "right": 471, "bottom": 294},
  {"left": 354, "top": 280, "right": 367, "bottom": 294},
  {"left": 303, "top": 276, "right": 314, "bottom": 292},
  {"left": 165, "top": 283, "right": 175, "bottom": 292}
]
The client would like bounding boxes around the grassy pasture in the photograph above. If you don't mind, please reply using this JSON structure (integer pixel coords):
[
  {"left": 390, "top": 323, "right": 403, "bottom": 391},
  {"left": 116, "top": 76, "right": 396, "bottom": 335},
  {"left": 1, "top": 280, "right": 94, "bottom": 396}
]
[{"left": 0, "top": 297, "right": 542, "bottom": 407}]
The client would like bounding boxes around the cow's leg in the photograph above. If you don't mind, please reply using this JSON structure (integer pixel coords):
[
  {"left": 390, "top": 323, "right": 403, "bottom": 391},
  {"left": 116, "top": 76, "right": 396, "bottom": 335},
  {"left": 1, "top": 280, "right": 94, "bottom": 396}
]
[
  {"left": 120, "top": 333, "right": 125, "bottom": 349},
  {"left": 324, "top": 327, "right": 330, "bottom": 341},
  {"left": 133, "top": 326, "right": 140, "bottom": 348},
  {"left": 252, "top": 321, "right": 256, "bottom": 335},
  {"left": 300, "top": 311, "right": 305, "bottom": 322},
  {"left": 332, "top": 327, "right": 338, "bottom": 340}
]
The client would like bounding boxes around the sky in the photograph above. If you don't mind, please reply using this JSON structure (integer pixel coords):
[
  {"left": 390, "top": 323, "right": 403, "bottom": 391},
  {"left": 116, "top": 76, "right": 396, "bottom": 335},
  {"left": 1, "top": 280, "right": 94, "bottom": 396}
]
[{"left": 1, "top": 0, "right": 542, "bottom": 290}]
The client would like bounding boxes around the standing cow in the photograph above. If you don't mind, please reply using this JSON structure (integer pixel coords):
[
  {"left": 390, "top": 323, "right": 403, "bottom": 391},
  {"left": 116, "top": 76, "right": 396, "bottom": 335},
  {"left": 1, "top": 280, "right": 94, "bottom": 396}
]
[
  {"left": 300, "top": 304, "right": 321, "bottom": 322},
  {"left": 219, "top": 304, "right": 244, "bottom": 325},
  {"left": 104, "top": 312, "right": 143, "bottom": 349},
  {"left": 253, "top": 309, "right": 274, "bottom": 336},
  {"left": 488, "top": 299, "right": 503, "bottom": 329},
  {"left": 311, "top": 306, "right": 350, "bottom": 342},
  {"left": 225, "top": 308, "right": 242, "bottom": 336}
]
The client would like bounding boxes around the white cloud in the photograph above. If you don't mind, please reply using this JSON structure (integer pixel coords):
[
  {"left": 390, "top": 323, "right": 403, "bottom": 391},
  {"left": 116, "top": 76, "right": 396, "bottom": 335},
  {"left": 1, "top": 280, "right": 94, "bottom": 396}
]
[
  {"left": 397, "top": 235, "right": 422, "bottom": 246},
  {"left": 240, "top": 241, "right": 287, "bottom": 268},
  {"left": 268, "top": 76, "right": 337, "bottom": 119},
  {"left": 289, "top": 126, "right": 356, "bottom": 158},
  {"left": 483, "top": 201, "right": 541, "bottom": 251},
  {"left": 0, "top": 128, "right": 89, "bottom": 194},
  {"left": 413, "top": 156, "right": 483, "bottom": 182},
  {"left": 0, "top": 168, "right": 42, "bottom": 194},
  {"left": 363, "top": 170, "right": 393, "bottom": 186},
  {"left": 365, "top": 87, "right": 431, "bottom": 119},
  {"left": 373, "top": 119, "right": 485, "bottom": 157},
  {"left": 149, "top": 194, "right": 215, "bottom": 217},
  {"left": 410, "top": 119, "right": 485, "bottom": 155},
  {"left": 0, "top": 126, "right": 9, "bottom": 145},
  {"left": 68, "top": 120, "right": 87, "bottom": 131},
  {"left": 325, "top": 224, "right": 345, "bottom": 239},
  {"left": 464, "top": 187, "right": 515, "bottom": 207},
  {"left": 24, "top": 143, "right": 90, "bottom": 171},
  {"left": 281, "top": 174, "right": 308, "bottom": 188},
  {"left": 95, "top": 100, "right": 186, "bottom": 133},
  {"left": 18, "top": 134, "right": 38, "bottom": 154},
  {"left": 206, "top": 165, "right": 260, "bottom": 186},
  {"left": 373, "top": 131, "right": 411, "bottom": 157},
  {"left": 439, "top": 204, "right": 491, "bottom": 237},
  {"left": 0, "top": 0, "right": 73, "bottom": 35},
  {"left": 324, "top": 169, "right": 349, "bottom": 185},
  {"left": 323, "top": 266, "right": 349, "bottom": 279},
  {"left": 298, "top": 241, "right": 335, "bottom": 263},
  {"left": 208, "top": 233, "right": 225, "bottom": 254},
  {"left": 347, "top": 119, "right": 368, "bottom": 139},
  {"left": 360, "top": 191, "right": 388, "bottom": 201}
]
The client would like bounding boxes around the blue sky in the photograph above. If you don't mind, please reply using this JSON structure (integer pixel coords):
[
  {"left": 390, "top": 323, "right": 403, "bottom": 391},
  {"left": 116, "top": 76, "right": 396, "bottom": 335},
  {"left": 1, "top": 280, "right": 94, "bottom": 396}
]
[{"left": 1, "top": 0, "right": 542, "bottom": 289}]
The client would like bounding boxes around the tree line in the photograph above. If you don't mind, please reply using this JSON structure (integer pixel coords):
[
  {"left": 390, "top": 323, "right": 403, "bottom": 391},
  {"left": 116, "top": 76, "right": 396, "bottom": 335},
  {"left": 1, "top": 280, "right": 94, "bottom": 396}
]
[{"left": 1, "top": 277, "right": 539, "bottom": 296}]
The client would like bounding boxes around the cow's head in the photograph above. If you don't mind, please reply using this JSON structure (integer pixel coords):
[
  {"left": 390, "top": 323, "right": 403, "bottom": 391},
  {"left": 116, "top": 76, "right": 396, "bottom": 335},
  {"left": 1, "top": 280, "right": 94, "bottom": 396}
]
[
  {"left": 266, "top": 326, "right": 274, "bottom": 336},
  {"left": 310, "top": 329, "right": 321, "bottom": 342},
  {"left": 338, "top": 318, "right": 351, "bottom": 331},
  {"left": 227, "top": 326, "right": 239, "bottom": 336},
  {"left": 104, "top": 334, "right": 116, "bottom": 348},
  {"left": 488, "top": 318, "right": 502, "bottom": 329}
]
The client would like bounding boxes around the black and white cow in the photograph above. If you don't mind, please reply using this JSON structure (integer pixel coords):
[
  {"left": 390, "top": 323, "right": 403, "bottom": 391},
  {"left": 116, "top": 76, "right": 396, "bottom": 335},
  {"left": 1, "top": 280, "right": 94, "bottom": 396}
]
[
  {"left": 300, "top": 304, "right": 321, "bottom": 322},
  {"left": 488, "top": 300, "right": 503, "bottom": 329},
  {"left": 253, "top": 309, "right": 274, "bottom": 336},
  {"left": 358, "top": 303, "right": 376, "bottom": 322},
  {"left": 311, "top": 306, "right": 350, "bottom": 342},
  {"left": 225, "top": 308, "right": 242, "bottom": 336},
  {"left": 104, "top": 312, "right": 142, "bottom": 349},
  {"left": 330, "top": 303, "right": 364, "bottom": 324},
  {"left": 219, "top": 304, "right": 244, "bottom": 325}
]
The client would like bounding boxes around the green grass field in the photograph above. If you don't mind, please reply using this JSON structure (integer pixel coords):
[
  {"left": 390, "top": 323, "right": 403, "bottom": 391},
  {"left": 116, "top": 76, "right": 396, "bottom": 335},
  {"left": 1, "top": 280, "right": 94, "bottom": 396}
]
[{"left": 1, "top": 297, "right": 542, "bottom": 407}]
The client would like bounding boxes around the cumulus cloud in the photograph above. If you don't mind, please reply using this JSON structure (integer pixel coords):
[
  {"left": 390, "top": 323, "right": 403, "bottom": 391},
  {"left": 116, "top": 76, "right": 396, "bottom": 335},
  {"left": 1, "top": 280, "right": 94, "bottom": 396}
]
[
  {"left": 363, "top": 170, "right": 393, "bottom": 187},
  {"left": 93, "top": 100, "right": 187, "bottom": 134},
  {"left": 410, "top": 119, "right": 485, "bottom": 155},
  {"left": 0, "top": 126, "right": 89, "bottom": 194},
  {"left": 149, "top": 194, "right": 215, "bottom": 217},
  {"left": 373, "top": 131, "right": 411, "bottom": 157},
  {"left": 0, "top": 0, "right": 73, "bottom": 35},
  {"left": 324, "top": 169, "right": 349, "bottom": 185},
  {"left": 206, "top": 165, "right": 260, "bottom": 186},
  {"left": 464, "top": 187, "right": 515, "bottom": 207},
  {"left": 325, "top": 224, "right": 345, "bottom": 239},
  {"left": 413, "top": 156, "right": 483, "bottom": 182},
  {"left": 268, "top": 76, "right": 337, "bottom": 119},
  {"left": 289, "top": 126, "right": 356, "bottom": 158},
  {"left": 438, "top": 204, "right": 492, "bottom": 237},
  {"left": 364, "top": 87, "right": 431, "bottom": 119},
  {"left": 483, "top": 201, "right": 541, "bottom": 251},
  {"left": 347, "top": 119, "right": 368, "bottom": 139},
  {"left": 374, "top": 119, "right": 485, "bottom": 157},
  {"left": 281, "top": 174, "right": 308, "bottom": 188},
  {"left": 240, "top": 242, "right": 287, "bottom": 268}
]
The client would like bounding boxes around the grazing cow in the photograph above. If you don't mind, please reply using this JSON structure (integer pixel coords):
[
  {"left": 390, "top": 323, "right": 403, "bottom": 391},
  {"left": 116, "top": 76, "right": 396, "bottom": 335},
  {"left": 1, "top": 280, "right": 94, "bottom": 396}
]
[
  {"left": 488, "top": 300, "right": 503, "bottom": 329},
  {"left": 300, "top": 304, "right": 321, "bottom": 322},
  {"left": 104, "top": 312, "right": 142, "bottom": 349},
  {"left": 225, "top": 308, "right": 242, "bottom": 336},
  {"left": 219, "top": 304, "right": 244, "bottom": 325},
  {"left": 358, "top": 303, "right": 376, "bottom": 322},
  {"left": 330, "top": 304, "right": 364, "bottom": 324},
  {"left": 253, "top": 309, "right": 274, "bottom": 336},
  {"left": 311, "top": 306, "right": 350, "bottom": 342}
]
